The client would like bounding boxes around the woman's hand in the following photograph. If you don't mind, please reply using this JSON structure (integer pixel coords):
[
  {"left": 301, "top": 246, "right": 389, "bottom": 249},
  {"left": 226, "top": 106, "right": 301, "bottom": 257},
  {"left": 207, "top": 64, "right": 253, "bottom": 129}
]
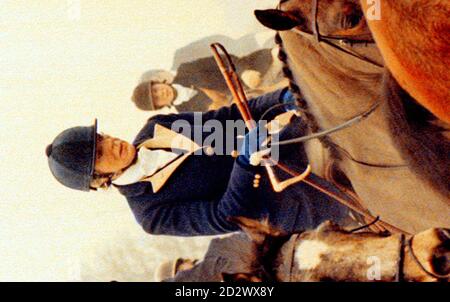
[{"left": 238, "top": 123, "right": 271, "bottom": 167}]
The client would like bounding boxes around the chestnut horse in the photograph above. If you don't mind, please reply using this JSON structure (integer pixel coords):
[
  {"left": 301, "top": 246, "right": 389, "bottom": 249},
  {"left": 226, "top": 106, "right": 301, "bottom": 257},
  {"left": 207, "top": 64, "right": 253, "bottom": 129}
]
[
  {"left": 361, "top": 0, "right": 450, "bottom": 124},
  {"left": 254, "top": 0, "right": 449, "bottom": 234}
]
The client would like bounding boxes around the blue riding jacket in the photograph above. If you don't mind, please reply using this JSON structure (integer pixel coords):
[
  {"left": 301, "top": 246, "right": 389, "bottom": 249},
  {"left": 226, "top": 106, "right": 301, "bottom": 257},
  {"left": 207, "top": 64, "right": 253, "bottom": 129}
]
[{"left": 117, "top": 89, "right": 350, "bottom": 236}]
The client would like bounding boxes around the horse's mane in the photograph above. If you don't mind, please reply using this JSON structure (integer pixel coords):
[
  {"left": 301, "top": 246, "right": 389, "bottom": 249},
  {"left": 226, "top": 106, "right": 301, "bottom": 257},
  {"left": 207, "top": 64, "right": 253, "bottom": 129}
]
[
  {"left": 274, "top": 32, "right": 341, "bottom": 160},
  {"left": 383, "top": 72, "right": 450, "bottom": 199}
]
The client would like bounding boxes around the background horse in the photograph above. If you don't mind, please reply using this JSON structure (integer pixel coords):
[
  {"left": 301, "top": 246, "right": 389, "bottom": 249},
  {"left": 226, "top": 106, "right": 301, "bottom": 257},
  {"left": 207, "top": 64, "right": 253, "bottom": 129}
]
[
  {"left": 226, "top": 217, "right": 449, "bottom": 282},
  {"left": 254, "top": 0, "right": 449, "bottom": 234}
]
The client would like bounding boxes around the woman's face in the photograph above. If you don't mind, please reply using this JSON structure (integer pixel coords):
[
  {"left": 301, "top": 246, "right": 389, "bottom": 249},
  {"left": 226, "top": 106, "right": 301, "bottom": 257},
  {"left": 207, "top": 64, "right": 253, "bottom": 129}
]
[
  {"left": 150, "top": 82, "right": 176, "bottom": 108},
  {"left": 94, "top": 134, "right": 136, "bottom": 174}
]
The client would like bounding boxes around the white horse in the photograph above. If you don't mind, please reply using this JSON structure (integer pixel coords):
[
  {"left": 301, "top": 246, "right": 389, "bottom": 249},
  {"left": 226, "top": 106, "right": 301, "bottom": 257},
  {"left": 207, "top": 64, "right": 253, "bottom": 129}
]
[{"left": 254, "top": 0, "right": 449, "bottom": 234}]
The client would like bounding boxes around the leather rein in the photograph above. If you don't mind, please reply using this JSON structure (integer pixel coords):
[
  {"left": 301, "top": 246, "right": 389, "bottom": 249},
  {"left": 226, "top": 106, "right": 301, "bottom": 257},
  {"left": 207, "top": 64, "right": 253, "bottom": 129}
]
[{"left": 303, "top": 0, "right": 383, "bottom": 67}]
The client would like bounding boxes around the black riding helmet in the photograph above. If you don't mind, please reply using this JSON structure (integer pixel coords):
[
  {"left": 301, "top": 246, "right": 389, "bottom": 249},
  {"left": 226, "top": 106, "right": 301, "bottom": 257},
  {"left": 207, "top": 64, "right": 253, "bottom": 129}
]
[{"left": 46, "top": 119, "right": 97, "bottom": 191}]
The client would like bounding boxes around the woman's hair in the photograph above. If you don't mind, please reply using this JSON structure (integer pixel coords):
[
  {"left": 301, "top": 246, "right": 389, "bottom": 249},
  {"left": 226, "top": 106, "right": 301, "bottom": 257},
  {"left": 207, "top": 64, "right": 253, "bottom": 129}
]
[
  {"left": 131, "top": 81, "right": 153, "bottom": 111},
  {"left": 90, "top": 173, "right": 113, "bottom": 190}
]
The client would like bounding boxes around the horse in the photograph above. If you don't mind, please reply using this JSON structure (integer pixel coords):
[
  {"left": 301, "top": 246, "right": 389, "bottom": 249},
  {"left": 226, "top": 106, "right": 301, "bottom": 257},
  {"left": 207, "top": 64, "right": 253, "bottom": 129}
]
[
  {"left": 253, "top": 0, "right": 449, "bottom": 234},
  {"left": 361, "top": 0, "right": 450, "bottom": 124},
  {"left": 224, "top": 217, "right": 449, "bottom": 282}
]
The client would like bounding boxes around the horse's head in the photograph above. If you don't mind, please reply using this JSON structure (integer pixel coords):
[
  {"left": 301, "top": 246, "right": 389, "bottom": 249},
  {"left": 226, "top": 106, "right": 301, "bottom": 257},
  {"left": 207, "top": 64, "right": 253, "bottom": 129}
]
[
  {"left": 256, "top": 0, "right": 371, "bottom": 39},
  {"left": 254, "top": 0, "right": 385, "bottom": 123},
  {"left": 255, "top": 0, "right": 384, "bottom": 69},
  {"left": 226, "top": 218, "right": 449, "bottom": 282}
]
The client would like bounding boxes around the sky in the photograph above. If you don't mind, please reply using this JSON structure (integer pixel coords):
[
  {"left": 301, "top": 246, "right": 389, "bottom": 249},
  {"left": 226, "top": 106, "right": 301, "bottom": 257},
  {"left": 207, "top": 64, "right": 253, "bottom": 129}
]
[{"left": 0, "top": 0, "right": 277, "bottom": 281}]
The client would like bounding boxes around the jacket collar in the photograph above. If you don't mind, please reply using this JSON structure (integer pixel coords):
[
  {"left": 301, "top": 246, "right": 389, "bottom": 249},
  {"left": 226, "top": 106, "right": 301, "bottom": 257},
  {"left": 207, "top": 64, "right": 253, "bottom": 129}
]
[
  {"left": 137, "top": 123, "right": 200, "bottom": 151},
  {"left": 119, "top": 124, "right": 202, "bottom": 194}
]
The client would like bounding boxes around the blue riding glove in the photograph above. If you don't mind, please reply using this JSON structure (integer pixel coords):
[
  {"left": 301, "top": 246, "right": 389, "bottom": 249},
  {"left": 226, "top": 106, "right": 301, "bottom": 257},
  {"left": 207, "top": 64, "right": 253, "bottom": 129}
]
[
  {"left": 281, "top": 89, "right": 297, "bottom": 112},
  {"left": 238, "top": 122, "right": 270, "bottom": 167}
]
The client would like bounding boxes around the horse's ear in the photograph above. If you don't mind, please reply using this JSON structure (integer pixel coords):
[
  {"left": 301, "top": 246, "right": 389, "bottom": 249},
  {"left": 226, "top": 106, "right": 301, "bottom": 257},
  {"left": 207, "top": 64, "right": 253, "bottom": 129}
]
[
  {"left": 228, "top": 216, "right": 284, "bottom": 244},
  {"left": 254, "top": 9, "right": 302, "bottom": 31},
  {"left": 221, "top": 273, "right": 262, "bottom": 282}
]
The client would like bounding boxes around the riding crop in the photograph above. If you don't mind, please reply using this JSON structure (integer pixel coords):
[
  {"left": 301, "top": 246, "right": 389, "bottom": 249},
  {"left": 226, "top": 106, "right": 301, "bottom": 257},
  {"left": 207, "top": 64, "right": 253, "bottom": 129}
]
[{"left": 210, "top": 42, "right": 311, "bottom": 193}]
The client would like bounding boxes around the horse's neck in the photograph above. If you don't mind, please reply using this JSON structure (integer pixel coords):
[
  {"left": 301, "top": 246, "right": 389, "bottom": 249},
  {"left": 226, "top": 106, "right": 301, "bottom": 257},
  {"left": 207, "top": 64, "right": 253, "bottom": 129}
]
[
  {"left": 281, "top": 31, "right": 406, "bottom": 167},
  {"left": 280, "top": 32, "right": 450, "bottom": 234},
  {"left": 294, "top": 62, "right": 382, "bottom": 125}
]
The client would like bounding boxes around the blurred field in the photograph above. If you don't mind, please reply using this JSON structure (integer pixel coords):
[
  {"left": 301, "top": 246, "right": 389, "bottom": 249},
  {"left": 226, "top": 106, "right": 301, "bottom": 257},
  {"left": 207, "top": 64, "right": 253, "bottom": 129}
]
[{"left": 0, "top": 0, "right": 276, "bottom": 281}]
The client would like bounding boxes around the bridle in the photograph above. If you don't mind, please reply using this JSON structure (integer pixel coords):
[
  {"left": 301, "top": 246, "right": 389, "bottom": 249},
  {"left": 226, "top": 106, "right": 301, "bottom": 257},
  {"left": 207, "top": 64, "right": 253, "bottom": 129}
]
[
  {"left": 404, "top": 234, "right": 450, "bottom": 281},
  {"left": 396, "top": 234, "right": 450, "bottom": 281},
  {"left": 273, "top": 0, "right": 386, "bottom": 146},
  {"left": 279, "top": 0, "right": 384, "bottom": 68},
  {"left": 308, "top": 0, "right": 383, "bottom": 67}
]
